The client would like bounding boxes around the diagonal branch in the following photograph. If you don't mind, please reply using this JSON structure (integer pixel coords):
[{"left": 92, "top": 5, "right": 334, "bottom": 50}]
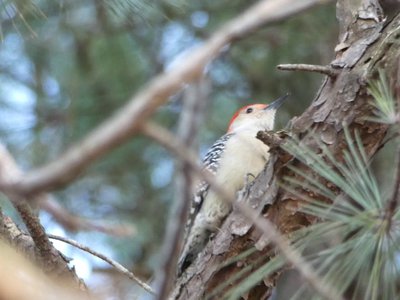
[
  {"left": 0, "top": 144, "right": 82, "bottom": 284},
  {"left": 5, "top": 0, "right": 332, "bottom": 196},
  {"left": 48, "top": 234, "right": 155, "bottom": 295},
  {"left": 141, "top": 122, "right": 342, "bottom": 300},
  {"left": 155, "top": 80, "right": 211, "bottom": 299}
]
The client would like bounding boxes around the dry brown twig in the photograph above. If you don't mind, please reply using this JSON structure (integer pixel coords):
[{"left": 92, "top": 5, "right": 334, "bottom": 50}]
[
  {"left": 277, "top": 63, "right": 339, "bottom": 77},
  {"left": 48, "top": 234, "right": 155, "bottom": 295}
]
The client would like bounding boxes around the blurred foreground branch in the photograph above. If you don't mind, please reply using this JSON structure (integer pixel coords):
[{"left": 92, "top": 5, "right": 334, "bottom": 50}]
[
  {"left": 0, "top": 241, "right": 86, "bottom": 300},
  {"left": 155, "top": 80, "right": 211, "bottom": 299},
  {"left": 3, "top": 0, "right": 332, "bottom": 196}
]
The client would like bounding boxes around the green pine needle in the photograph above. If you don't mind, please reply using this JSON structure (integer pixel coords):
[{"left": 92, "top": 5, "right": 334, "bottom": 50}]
[
  {"left": 368, "top": 71, "right": 397, "bottom": 124},
  {"left": 212, "top": 128, "right": 399, "bottom": 300},
  {"left": 281, "top": 128, "right": 400, "bottom": 300}
]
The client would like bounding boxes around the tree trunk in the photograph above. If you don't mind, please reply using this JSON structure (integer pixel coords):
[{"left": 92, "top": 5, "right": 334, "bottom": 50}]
[{"left": 171, "top": 1, "right": 400, "bottom": 299}]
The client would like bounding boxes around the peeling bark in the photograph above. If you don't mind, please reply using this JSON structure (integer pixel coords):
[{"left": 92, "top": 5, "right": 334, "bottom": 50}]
[{"left": 171, "top": 1, "right": 400, "bottom": 299}]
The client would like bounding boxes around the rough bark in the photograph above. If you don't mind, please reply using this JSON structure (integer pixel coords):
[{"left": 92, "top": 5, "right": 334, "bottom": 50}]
[{"left": 171, "top": 1, "right": 400, "bottom": 299}]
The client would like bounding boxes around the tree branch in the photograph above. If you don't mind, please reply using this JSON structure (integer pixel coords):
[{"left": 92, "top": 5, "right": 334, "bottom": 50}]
[
  {"left": 155, "top": 80, "right": 211, "bottom": 299},
  {"left": 0, "top": 143, "right": 131, "bottom": 236},
  {"left": 277, "top": 64, "right": 339, "bottom": 77},
  {"left": 0, "top": 145, "right": 82, "bottom": 284},
  {"left": 4, "top": 0, "right": 332, "bottom": 196},
  {"left": 48, "top": 234, "right": 155, "bottom": 295}
]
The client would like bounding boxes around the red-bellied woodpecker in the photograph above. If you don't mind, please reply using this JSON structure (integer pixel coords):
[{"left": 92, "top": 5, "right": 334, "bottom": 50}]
[{"left": 178, "top": 94, "right": 288, "bottom": 274}]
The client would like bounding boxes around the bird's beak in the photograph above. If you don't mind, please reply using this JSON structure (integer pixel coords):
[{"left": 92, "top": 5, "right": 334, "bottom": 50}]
[{"left": 264, "top": 93, "right": 290, "bottom": 110}]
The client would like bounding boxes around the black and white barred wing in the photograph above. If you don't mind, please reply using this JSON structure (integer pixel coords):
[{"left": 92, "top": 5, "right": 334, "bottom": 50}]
[{"left": 184, "top": 133, "right": 234, "bottom": 236}]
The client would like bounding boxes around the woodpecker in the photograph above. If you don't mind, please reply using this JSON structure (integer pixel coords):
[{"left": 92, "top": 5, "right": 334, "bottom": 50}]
[{"left": 178, "top": 94, "right": 288, "bottom": 274}]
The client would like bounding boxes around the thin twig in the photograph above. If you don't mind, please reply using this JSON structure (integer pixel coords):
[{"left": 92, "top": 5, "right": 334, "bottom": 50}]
[
  {"left": 141, "top": 122, "right": 342, "bottom": 300},
  {"left": 277, "top": 64, "right": 338, "bottom": 77},
  {"left": 5, "top": 0, "right": 333, "bottom": 196},
  {"left": 48, "top": 234, "right": 155, "bottom": 295},
  {"left": 155, "top": 80, "right": 211, "bottom": 299}
]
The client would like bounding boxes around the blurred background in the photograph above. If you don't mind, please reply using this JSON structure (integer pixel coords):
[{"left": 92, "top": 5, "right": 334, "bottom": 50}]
[{"left": 0, "top": 0, "right": 338, "bottom": 298}]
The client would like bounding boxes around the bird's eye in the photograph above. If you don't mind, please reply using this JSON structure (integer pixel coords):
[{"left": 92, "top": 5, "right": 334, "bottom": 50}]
[{"left": 245, "top": 107, "right": 253, "bottom": 114}]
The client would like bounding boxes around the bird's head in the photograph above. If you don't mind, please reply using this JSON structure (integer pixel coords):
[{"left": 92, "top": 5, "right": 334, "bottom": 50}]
[{"left": 227, "top": 94, "right": 288, "bottom": 134}]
